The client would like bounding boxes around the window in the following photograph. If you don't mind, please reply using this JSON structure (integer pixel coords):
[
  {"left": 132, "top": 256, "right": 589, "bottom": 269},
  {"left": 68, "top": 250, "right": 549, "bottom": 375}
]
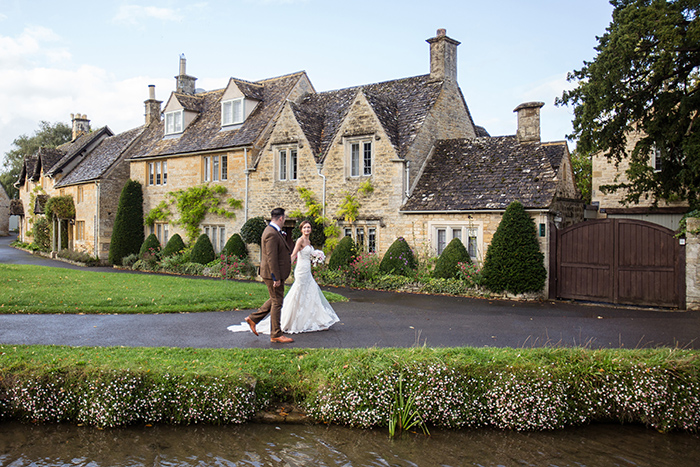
[
  {"left": 341, "top": 224, "right": 378, "bottom": 253},
  {"left": 653, "top": 146, "right": 663, "bottom": 172},
  {"left": 430, "top": 221, "right": 482, "bottom": 262},
  {"left": 148, "top": 161, "right": 168, "bottom": 186},
  {"left": 222, "top": 99, "right": 244, "bottom": 126},
  {"left": 77, "top": 186, "right": 84, "bottom": 204},
  {"left": 277, "top": 147, "right": 298, "bottom": 181},
  {"left": 203, "top": 155, "right": 227, "bottom": 182},
  {"left": 75, "top": 221, "right": 85, "bottom": 242},
  {"left": 165, "top": 110, "right": 183, "bottom": 134},
  {"left": 203, "top": 225, "right": 226, "bottom": 253},
  {"left": 155, "top": 223, "right": 169, "bottom": 245},
  {"left": 347, "top": 138, "right": 372, "bottom": 177}
]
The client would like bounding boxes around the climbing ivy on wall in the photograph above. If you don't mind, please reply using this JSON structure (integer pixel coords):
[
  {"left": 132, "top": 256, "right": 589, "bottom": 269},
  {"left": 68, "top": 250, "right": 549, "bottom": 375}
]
[
  {"left": 145, "top": 184, "right": 243, "bottom": 243},
  {"left": 337, "top": 179, "right": 374, "bottom": 223}
]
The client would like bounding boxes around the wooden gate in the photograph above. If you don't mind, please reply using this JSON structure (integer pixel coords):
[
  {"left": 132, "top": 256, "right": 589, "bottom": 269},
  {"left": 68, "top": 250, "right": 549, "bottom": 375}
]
[{"left": 554, "top": 219, "right": 685, "bottom": 308}]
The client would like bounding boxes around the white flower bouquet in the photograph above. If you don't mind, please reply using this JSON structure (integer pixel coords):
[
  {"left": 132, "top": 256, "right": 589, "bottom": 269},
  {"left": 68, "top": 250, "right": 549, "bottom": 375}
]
[{"left": 310, "top": 249, "right": 326, "bottom": 266}]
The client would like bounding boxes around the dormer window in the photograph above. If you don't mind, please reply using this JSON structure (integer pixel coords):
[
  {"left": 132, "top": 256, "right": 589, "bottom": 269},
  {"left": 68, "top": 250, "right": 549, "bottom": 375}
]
[
  {"left": 165, "top": 110, "right": 183, "bottom": 135},
  {"left": 222, "top": 98, "right": 244, "bottom": 126}
]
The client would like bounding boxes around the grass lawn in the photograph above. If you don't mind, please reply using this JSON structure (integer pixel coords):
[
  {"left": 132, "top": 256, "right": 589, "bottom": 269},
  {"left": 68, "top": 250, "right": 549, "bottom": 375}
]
[{"left": 0, "top": 264, "right": 347, "bottom": 314}]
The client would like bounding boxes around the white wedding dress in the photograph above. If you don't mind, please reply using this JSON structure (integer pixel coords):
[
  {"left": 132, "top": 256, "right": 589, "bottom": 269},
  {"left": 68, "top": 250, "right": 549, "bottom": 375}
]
[{"left": 228, "top": 245, "right": 340, "bottom": 334}]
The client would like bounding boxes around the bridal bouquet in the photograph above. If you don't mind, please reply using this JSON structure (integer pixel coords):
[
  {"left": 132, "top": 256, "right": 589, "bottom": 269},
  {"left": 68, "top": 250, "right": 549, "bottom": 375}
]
[{"left": 310, "top": 249, "right": 326, "bottom": 266}]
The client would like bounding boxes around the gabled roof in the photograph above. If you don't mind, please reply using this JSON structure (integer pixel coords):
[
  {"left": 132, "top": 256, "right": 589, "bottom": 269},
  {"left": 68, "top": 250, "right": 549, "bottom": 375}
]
[
  {"left": 46, "top": 127, "right": 113, "bottom": 177},
  {"left": 127, "top": 71, "right": 308, "bottom": 159},
  {"left": 54, "top": 126, "right": 146, "bottom": 188},
  {"left": 291, "top": 74, "right": 446, "bottom": 160},
  {"left": 402, "top": 136, "right": 563, "bottom": 212}
]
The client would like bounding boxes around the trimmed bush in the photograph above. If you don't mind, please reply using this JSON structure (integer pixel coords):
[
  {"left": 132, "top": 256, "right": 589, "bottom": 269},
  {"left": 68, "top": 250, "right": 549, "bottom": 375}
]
[
  {"left": 139, "top": 233, "right": 162, "bottom": 257},
  {"left": 109, "top": 180, "right": 144, "bottom": 266},
  {"left": 433, "top": 238, "right": 472, "bottom": 279},
  {"left": 240, "top": 216, "right": 267, "bottom": 245},
  {"left": 222, "top": 233, "right": 248, "bottom": 259},
  {"left": 31, "top": 216, "right": 51, "bottom": 251},
  {"left": 291, "top": 216, "right": 326, "bottom": 248},
  {"left": 190, "top": 234, "right": 216, "bottom": 265},
  {"left": 379, "top": 237, "right": 416, "bottom": 277},
  {"left": 481, "top": 201, "right": 546, "bottom": 294},
  {"left": 328, "top": 235, "right": 357, "bottom": 270},
  {"left": 162, "top": 233, "right": 186, "bottom": 258}
]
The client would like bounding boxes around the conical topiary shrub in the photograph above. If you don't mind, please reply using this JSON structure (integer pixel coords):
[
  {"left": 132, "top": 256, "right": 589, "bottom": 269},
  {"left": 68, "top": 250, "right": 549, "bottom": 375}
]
[
  {"left": 379, "top": 237, "right": 416, "bottom": 277},
  {"left": 139, "top": 233, "right": 161, "bottom": 257},
  {"left": 240, "top": 216, "right": 267, "bottom": 246},
  {"left": 190, "top": 233, "right": 216, "bottom": 265},
  {"left": 433, "top": 237, "right": 472, "bottom": 279},
  {"left": 481, "top": 201, "right": 546, "bottom": 294},
  {"left": 328, "top": 235, "right": 357, "bottom": 270},
  {"left": 162, "top": 233, "right": 186, "bottom": 257},
  {"left": 222, "top": 233, "right": 248, "bottom": 259},
  {"left": 108, "top": 180, "right": 144, "bottom": 265}
]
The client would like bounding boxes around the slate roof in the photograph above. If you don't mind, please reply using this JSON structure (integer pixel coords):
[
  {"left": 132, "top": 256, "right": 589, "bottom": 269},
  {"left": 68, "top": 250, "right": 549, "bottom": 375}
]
[
  {"left": 10, "top": 199, "right": 24, "bottom": 216},
  {"left": 55, "top": 126, "right": 146, "bottom": 188},
  {"left": 46, "top": 128, "right": 113, "bottom": 177},
  {"left": 127, "top": 72, "right": 307, "bottom": 160},
  {"left": 291, "top": 75, "right": 453, "bottom": 160},
  {"left": 402, "top": 136, "right": 562, "bottom": 212}
]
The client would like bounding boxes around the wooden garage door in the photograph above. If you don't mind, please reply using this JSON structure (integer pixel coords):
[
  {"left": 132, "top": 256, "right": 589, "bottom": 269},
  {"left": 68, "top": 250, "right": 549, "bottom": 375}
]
[{"left": 555, "top": 219, "right": 685, "bottom": 308}]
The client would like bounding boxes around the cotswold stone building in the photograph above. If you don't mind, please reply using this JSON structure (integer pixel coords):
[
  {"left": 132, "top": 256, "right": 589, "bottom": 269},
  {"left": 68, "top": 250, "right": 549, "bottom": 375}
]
[
  {"left": 16, "top": 29, "right": 582, "bottom": 287},
  {"left": 127, "top": 29, "right": 581, "bottom": 280}
]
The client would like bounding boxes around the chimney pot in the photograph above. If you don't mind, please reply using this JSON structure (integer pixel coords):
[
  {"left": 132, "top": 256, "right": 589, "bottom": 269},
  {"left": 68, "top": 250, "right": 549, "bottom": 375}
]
[
  {"left": 437, "top": 28, "right": 446, "bottom": 36},
  {"left": 144, "top": 85, "right": 162, "bottom": 126},
  {"left": 427, "top": 28, "right": 460, "bottom": 82}
]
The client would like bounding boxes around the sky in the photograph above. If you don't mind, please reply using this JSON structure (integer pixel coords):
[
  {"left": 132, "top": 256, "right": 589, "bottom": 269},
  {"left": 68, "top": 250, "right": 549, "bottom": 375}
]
[{"left": 0, "top": 0, "right": 615, "bottom": 169}]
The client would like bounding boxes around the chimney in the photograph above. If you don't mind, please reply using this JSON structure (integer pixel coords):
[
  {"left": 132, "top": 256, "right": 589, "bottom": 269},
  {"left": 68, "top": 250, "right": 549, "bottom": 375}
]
[
  {"left": 514, "top": 102, "right": 544, "bottom": 143},
  {"left": 71, "top": 113, "right": 90, "bottom": 141},
  {"left": 144, "top": 85, "right": 162, "bottom": 126},
  {"left": 426, "top": 28, "right": 460, "bottom": 82},
  {"left": 175, "top": 54, "right": 197, "bottom": 95}
]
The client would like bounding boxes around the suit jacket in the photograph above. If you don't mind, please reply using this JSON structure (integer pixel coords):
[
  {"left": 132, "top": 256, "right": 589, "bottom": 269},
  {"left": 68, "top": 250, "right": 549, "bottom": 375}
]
[{"left": 259, "top": 224, "right": 291, "bottom": 282}]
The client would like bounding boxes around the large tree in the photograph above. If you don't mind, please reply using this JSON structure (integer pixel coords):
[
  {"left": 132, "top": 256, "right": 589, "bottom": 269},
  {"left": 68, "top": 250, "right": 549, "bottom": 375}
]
[
  {"left": 558, "top": 0, "right": 700, "bottom": 208},
  {"left": 0, "top": 121, "right": 71, "bottom": 199}
]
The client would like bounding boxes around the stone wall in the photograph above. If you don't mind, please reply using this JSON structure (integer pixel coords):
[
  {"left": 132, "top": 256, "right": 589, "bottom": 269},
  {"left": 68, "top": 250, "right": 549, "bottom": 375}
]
[{"left": 686, "top": 217, "right": 700, "bottom": 311}]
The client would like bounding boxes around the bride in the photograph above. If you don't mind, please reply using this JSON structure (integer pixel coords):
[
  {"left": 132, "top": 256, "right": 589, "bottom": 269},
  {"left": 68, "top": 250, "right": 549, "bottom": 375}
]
[{"left": 228, "top": 220, "right": 339, "bottom": 335}]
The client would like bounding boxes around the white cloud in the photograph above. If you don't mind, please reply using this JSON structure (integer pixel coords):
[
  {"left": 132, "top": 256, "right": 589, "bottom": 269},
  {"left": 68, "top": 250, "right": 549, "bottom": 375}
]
[
  {"left": 113, "top": 5, "right": 184, "bottom": 26},
  {"left": 0, "top": 26, "right": 70, "bottom": 67}
]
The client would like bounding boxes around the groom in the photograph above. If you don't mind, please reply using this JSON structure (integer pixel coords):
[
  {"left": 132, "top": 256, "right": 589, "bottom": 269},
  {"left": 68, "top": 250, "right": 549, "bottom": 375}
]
[{"left": 245, "top": 207, "right": 294, "bottom": 343}]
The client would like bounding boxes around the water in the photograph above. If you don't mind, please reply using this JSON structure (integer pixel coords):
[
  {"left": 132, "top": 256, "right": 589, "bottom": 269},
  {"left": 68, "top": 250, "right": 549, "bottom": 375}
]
[{"left": 1, "top": 422, "right": 699, "bottom": 466}]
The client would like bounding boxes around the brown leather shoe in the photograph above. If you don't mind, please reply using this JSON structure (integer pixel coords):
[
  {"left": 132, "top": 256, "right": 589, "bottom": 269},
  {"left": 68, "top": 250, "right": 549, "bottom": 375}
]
[
  {"left": 270, "top": 335, "right": 294, "bottom": 343},
  {"left": 245, "top": 317, "right": 259, "bottom": 336}
]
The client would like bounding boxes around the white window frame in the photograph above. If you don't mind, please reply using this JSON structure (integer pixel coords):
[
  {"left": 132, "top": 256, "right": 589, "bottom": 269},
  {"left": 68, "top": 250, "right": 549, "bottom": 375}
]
[
  {"left": 148, "top": 161, "right": 168, "bottom": 186},
  {"left": 340, "top": 223, "right": 378, "bottom": 253},
  {"left": 429, "top": 220, "right": 483, "bottom": 262},
  {"left": 203, "top": 156, "right": 211, "bottom": 182},
  {"left": 155, "top": 223, "right": 169, "bottom": 245},
  {"left": 203, "top": 155, "right": 227, "bottom": 182},
  {"left": 652, "top": 145, "right": 663, "bottom": 173},
  {"left": 221, "top": 155, "right": 228, "bottom": 181},
  {"left": 346, "top": 136, "right": 373, "bottom": 177},
  {"left": 165, "top": 110, "right": 183, "bottom": 135},
  {"left": 222, "top": 98, "right": 244, "bottom": 126},
  {"left": 276, "top": 146, "right": 298, "bottom": 181}
]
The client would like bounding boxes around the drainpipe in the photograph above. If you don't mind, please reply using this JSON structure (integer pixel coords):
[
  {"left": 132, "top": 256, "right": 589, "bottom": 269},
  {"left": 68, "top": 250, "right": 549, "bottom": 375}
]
[
  {"left": 244, "top": 148, "right": 249, "bottom": 221},
  {"left": 316, "top": 162, "right": 326, "bottom": 219},
  {"left": 95, "top": 181, "right": 100, "bottom": 259},
  {"left": 404, "top": 160, "right": 410, "bottom": 201}
]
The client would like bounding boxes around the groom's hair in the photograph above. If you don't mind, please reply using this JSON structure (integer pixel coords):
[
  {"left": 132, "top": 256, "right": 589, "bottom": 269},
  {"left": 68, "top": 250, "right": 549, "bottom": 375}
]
[{"left": 271, "top": 207, "right": 285, "bottom": 220}]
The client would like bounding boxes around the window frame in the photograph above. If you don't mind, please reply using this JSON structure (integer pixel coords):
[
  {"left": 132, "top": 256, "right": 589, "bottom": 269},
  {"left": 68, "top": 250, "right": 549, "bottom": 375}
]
[
  {"left": 276, "top": 146, "right": 298, "bottom": 181},
  {"left": 165, "top": 110, "right": 183, "bottom": 135},
  {"left": 221, "top": 98, "right": 244, "bottom": 126},
  {"left": 346, "top": 136, "right": 373, "bottom": 178},
  {"left": 203, "top": 224, "right": 226, "bottom": 253},
  {"left": 148, "top": 161, "right": 168, "bottom": 186},
  {"left": 340, "top": 222, "right": 378, "bottom": 253},
  {"left": 429, "top": 220, "right": 482, "bottom": 262}
]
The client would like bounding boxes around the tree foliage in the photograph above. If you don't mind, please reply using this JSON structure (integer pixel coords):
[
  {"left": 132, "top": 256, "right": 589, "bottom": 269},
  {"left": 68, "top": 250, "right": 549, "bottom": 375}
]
[
  {"left": 222, "top": 233, "right": 248, "bottom": 258},
  {"left": 558, "top": 0, "right": 700, "bottom": 207},
  {"left": 139, "top": 233, "right": 162, "bottom": 257},
  {"left": 0, "top": 121, "right": 71, "bottom": 199},
  {"left": 328, "top": 235, "right": 358, "bottom": 270},
  {"left": 190, "top": 234, "right": 216, "bottom": 265},
  {"left": 481, "top": 202, "right": 546, "bottom": 294},
  {"left": 379, "top": 237, "right": 417, "bottom": 277},
  {"left": 162, "top": 233, "right": 186, "bottom": 257},
  {"left": 240, "top": 216, "right": 267, "bottom": 245},
  {"left": 109, "top": 180, "right": 145, "bottom": 266},
  {"left": 570, "top": 149, "right": 593, "bottom": 204}
]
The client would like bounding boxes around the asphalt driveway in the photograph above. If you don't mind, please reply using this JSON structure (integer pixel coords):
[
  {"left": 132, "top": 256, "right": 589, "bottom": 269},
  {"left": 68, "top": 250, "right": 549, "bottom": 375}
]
[{"left": 1, "top": 233, "right": 698, "bottom": 350}]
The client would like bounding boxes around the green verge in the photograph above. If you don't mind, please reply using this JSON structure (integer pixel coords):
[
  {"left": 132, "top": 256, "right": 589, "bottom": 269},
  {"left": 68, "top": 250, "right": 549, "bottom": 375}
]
[
  {"left": 1, "top": 345, "right": 698, "bottom": 432},
  {"left": 0, "top": 264, "right": 346, "bottom": 314}
]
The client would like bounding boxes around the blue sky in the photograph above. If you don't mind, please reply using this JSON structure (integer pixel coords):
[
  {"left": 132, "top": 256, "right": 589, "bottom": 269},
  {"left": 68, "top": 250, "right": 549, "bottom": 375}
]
[{"left": 0, "top": 0, "right": 614, "bottom": 167}]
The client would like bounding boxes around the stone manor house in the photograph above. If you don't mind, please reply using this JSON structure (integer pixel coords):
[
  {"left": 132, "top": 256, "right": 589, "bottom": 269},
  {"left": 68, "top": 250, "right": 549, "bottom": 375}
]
[{"left": 14, "top": 29, "right": 582, "bottom": 294}]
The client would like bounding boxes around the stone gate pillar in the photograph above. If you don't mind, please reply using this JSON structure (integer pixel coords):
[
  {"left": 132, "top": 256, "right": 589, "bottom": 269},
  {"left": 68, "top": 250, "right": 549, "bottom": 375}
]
[{"left": 686, "top": 217, "right": 700, "bottom": 311}]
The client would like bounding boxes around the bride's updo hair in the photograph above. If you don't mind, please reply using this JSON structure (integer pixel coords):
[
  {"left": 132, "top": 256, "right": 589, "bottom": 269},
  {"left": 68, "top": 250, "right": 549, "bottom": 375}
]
[{"left": 299, "top": 220, "right": 312, "bottom": 232}]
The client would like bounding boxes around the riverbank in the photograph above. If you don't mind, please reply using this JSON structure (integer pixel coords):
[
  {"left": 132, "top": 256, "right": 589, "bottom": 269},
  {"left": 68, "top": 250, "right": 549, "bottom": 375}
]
[{"left": 2, "top": 345, "right": 698, "bottom": 433}]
